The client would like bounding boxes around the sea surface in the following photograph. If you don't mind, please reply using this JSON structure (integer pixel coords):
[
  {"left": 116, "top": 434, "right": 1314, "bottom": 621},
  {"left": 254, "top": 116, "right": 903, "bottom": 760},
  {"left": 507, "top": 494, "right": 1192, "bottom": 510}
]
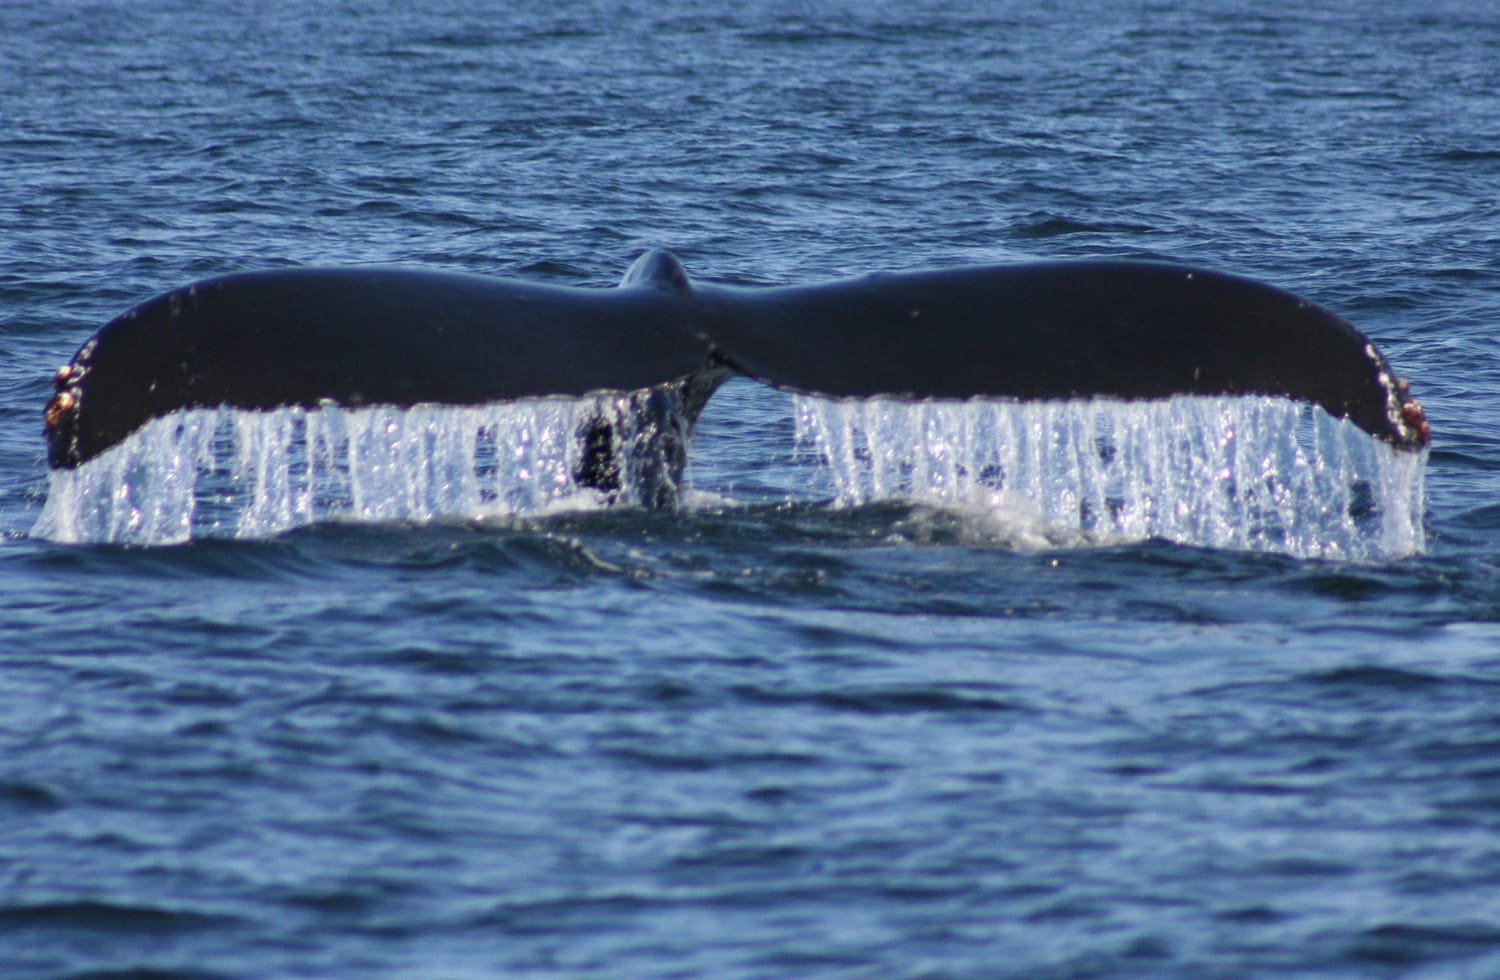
[{"left": 4, "top": 1, "right": 1500, "bottom": 976}]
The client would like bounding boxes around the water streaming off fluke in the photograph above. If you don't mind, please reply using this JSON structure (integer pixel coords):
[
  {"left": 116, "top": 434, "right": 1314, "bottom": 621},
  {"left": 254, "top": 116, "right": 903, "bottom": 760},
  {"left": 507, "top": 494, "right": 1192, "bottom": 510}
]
[
  {"left": 34, "top": 393, "right": 1425, "bottom": 559},
  {"left": 794, "top": 395, "right": 1426, "bottom": 561},
  {"left": 33, "top": 396, "right": 667, "bottom": 546}
]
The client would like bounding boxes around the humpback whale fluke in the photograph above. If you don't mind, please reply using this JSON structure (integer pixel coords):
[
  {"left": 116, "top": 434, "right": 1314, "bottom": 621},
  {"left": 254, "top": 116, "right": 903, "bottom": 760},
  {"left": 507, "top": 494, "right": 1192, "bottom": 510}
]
[{"left": 44, "top": 252, "right": 1429, "bottom": 483}]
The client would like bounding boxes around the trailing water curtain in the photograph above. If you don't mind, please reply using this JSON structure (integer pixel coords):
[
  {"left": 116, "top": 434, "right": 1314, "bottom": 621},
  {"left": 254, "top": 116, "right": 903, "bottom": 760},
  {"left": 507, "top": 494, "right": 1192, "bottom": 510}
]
[{"left": 44, "top": 249, "right": 1430, "bottom": 499}]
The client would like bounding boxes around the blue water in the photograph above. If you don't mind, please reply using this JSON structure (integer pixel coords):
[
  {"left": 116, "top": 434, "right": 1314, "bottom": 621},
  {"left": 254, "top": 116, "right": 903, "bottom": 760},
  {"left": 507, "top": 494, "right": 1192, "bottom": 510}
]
[{"left": 4, "top": 1, "right": 1500, "bottom": 976}]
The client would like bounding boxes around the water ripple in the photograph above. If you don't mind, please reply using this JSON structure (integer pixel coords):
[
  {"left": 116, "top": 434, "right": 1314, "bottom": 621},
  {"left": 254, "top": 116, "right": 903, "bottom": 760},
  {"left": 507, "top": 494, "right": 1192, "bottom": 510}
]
[{"left": 5, "top": 0, "right": 1500, "bottom": 976}]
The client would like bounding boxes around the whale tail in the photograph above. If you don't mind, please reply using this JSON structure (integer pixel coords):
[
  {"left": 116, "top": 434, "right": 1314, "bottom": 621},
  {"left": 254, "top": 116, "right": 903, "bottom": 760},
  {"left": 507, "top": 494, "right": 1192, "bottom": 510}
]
[
  {"left": 43, "top": 261, "right": 716, "bottom": 472},
  {"left": 44, "top": 252, "right": 1429, "bottom": 496},
  {"left": 702, "top": 260, "right": 1429, "bottom": 450}
]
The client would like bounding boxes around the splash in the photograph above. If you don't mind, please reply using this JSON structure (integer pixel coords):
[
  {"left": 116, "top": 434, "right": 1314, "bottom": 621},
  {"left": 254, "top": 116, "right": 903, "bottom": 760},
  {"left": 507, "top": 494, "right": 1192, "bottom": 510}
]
[
  {"left": 794, "top": 395, "right": 1426, "bottom": 561},
  {"left": 34, "top": 393, "right": 1427, "bottom": 559},
  {"left": 33, "top": 396, "right": 672, "bottom": 546}
]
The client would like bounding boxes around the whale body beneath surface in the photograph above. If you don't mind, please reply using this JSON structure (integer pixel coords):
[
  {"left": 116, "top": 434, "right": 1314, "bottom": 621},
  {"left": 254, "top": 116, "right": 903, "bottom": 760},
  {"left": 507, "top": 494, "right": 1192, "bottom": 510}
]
[{"left": 44, "top": 249, "right": 1430, "bottom": 505}]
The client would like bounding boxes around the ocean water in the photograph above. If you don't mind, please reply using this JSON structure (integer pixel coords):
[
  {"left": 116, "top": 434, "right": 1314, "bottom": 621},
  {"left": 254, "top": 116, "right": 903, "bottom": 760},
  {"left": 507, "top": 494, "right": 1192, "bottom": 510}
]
[{"left": 3, "top": 1, "right": 1500, "bottom": 976}]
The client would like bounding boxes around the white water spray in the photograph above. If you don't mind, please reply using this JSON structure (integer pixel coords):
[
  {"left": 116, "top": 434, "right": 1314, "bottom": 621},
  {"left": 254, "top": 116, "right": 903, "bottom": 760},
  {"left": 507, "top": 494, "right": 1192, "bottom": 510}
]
[
  {"left": 34, "top": 397, "right": 653, "bottom": 546},
  {"left": 34, "top": 393, "right": 1426, "bottom": 559},
  {"left": 793, "top": 395, "right": 1425, "bottom": 561}
]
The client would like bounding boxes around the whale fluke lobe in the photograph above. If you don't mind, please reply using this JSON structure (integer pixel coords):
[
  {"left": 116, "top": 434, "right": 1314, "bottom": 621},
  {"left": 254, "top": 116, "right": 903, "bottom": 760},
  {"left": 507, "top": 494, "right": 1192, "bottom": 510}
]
[
  {"left": 44, "top": 264, "right": 713, "bottom": 470},
  {"left": 703, "top": 262, "right": 1430, "bottom": 451},
  {"left": 44, "top": 253, "right": 1429, "bottom": 485}
]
